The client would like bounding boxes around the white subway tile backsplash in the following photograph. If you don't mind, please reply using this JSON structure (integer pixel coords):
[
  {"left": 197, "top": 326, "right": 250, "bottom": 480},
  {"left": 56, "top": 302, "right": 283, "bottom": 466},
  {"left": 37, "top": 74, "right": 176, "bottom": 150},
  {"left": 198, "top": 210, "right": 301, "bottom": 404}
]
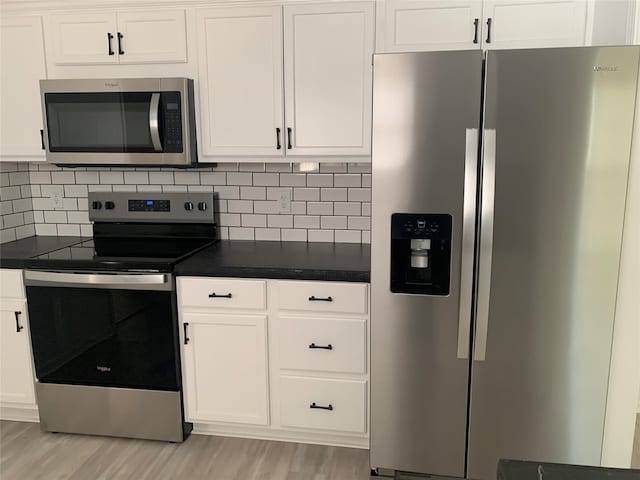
[
  {"left": 229, "top": 227, "right": 255, "bottom": 240},
  {"left": 15, "top": 224, "right": 35, "bottom": 239},
  {"left": 335, "top": 230, "right": 361, "bottom": 243},
  {"left": 80, "top": 224, "right": 93, "bottom": 237},
  {"left": 320, "top": 188, "right": 347, "bottom": 202},
  {"left": 3, "top": 213, "right": 24, "bottom": 228},
  {"left": 308, "top": 229, "right": 334, "bottom": 242},
  {"left": 8, "top": 161, "right": 370, "bottom": 244},
  {"left": 255, "top": 228, "right": 281, "bottom": 241}
]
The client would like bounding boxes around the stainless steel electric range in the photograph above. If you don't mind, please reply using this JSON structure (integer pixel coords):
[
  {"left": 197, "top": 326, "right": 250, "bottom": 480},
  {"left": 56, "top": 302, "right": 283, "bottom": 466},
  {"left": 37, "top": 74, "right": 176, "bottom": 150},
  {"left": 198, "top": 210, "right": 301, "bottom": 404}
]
[{"left": 23, "top": 192, "right": 217, "bottom": 442}]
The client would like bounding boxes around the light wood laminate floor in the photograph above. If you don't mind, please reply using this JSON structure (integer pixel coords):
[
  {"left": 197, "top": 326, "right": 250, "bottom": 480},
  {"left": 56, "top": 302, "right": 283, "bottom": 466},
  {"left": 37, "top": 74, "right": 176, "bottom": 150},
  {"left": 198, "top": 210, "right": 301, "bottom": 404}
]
[{"left": 0, "top": 421, "right": 370, "bottom": 480}]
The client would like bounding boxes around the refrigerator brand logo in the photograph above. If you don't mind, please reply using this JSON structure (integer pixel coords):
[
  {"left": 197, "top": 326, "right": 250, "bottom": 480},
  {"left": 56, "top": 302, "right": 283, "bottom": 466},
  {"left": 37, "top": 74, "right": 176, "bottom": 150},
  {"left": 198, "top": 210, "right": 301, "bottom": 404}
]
[
  {"left": 96, "top": 366, "right": 111, "bottom": 373},
  {"left": 593, "top": 66, "right": 619, "bottom": 72},
  {"left": 104, "top": 82, "right": 120, "bottom": 87}
]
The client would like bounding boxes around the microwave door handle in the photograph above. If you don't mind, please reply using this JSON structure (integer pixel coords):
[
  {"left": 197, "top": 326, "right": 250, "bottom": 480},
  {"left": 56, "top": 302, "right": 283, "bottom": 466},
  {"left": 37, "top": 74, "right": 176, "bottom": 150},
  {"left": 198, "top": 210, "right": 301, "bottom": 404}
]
[{"left": 149, "top": 93, "right": 162, "bottom": 152}]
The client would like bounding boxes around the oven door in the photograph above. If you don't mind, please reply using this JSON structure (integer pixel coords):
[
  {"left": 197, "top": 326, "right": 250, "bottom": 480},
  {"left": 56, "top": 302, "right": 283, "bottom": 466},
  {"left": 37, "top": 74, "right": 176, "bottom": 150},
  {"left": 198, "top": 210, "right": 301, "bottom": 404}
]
[
  {"left": 24, "top": 271, "right": 180, "bottom": 392},
  {"left": 40, "top": 78, "right": 195, "bottom": 165}
]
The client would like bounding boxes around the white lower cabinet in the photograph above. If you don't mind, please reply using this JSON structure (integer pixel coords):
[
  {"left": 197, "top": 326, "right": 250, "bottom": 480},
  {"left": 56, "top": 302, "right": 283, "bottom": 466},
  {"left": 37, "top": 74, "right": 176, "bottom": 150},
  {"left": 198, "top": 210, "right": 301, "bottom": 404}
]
[
  {"left": 181, "top": 311, "right": 269, "bottom": 425},
  {"left": 0, "top": 269, "right": 38, "bottom": 421},
  {"left": 177, "top": 276, "right": 369, "bottom": 447}
]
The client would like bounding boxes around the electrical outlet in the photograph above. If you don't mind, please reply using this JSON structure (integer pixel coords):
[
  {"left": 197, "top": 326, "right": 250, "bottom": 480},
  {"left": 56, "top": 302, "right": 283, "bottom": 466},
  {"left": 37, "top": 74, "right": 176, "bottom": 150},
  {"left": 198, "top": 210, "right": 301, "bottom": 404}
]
[
  {"left": 50, "top": 190, "right": 64, "bottom": 210},
  {"left": 278, "top": 190, "right": 291, "bottom": 213}
]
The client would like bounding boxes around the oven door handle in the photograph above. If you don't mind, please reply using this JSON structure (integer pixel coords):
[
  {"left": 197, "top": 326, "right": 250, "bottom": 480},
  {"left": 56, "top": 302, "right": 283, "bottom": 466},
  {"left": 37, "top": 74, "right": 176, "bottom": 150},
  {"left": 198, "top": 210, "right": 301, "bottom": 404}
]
[
  {"left": 149, "top": 93, "right": 163, "bottom": 152},
  {"left": 24, "top": 271, "right": 172, "bottom": 291}
]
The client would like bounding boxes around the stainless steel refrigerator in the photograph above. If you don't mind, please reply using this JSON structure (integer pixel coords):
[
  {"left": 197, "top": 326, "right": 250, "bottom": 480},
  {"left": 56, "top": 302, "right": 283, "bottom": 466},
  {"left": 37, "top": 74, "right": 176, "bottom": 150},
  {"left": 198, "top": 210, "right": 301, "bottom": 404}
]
[{"left": 370, "top": 46, "right": 639, "bottom": 480}]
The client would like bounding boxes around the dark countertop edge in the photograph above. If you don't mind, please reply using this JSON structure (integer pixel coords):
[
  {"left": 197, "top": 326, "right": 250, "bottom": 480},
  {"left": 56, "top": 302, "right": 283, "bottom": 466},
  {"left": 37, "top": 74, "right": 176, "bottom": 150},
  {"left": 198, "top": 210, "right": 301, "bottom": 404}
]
[{"left": 174, "top": 267, "right": 370, "bottom": 283}]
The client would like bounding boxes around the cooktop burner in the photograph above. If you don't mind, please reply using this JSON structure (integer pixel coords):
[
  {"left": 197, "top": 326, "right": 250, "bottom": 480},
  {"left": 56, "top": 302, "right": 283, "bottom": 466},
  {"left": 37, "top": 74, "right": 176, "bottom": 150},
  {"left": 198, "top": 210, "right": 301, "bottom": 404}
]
[{"left": 31, "top": 192, "right": 218, "bottom": 272}]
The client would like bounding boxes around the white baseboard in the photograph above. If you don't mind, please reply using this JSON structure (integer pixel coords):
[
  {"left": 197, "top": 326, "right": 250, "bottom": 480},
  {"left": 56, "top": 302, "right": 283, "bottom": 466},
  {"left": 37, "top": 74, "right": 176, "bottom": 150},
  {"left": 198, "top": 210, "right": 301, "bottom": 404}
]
[
  {"left": 192, "top": 422, "right": 369, "bottom": 449},
  {"left": 0, "top": 405, "right": 39, "bottom": 423}
]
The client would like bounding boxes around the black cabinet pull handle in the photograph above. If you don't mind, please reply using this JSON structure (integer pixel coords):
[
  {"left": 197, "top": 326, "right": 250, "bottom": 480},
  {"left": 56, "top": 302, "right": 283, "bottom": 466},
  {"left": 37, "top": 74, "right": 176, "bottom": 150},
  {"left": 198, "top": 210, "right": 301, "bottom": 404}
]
[
  {"left": 276, "top": 128, "right": 282, "bottom": 150},
  {"left": 473, "top": 18, "right": 479, "bottom": 44},
  {"left": 310, "top": 402, "right": 333, "bottom": 411},
  {"left": 486, "top": 18, "right": 492, "bottom": 43},
  {"left": 40, "top": 129, "right": 45, "bottom": 150},
  {"left": 309, "top": 343, "right": 333, "bottom": 350},
  {"left": 183, "top": 323, "right": 189, "bottom": 344},
  {"left": 107, "top": 32, "right": 114, "bottom": 55},
  {"left": 209, "top": 292, "right": 233, "bottom": 299},
  {"left": 14, "top": 311, "right": 23, "bottom": 333},
  {"left": 308, "top": 296, "right": 332, "bottom": 302},
  {"left": 117, "top": 32, "right": 124, "bottom": 55},
  {"left": 287, "top": 127, "right": 292, "bottom": 149}
]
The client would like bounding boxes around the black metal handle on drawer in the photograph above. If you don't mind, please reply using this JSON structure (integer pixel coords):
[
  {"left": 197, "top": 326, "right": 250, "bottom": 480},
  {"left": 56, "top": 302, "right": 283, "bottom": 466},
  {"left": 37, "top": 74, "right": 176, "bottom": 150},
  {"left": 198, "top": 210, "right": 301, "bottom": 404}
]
[
  {"left": 310, "top": 402, "right": 333, "bottom": 411},
  {"left": 309, "top": 343, "right": 333, "bottom": 350},
  {"left": 107, "top": 32, "right": 115, "bottom": 55},
  {"left": 473, "top": 18, "right": 479, "bottom": 44},
  {"left": 308, "top": 296, "right": 332, "bottom": 302},
  {"left": 183, "top": 323, "right": 189, "bottom": 345},
  {"left": 117, "top": 32, "right": 124, "bottom": 55},
  {"left": 486, "top": 18, "right": 492, "bottom": 43},
  {"left": 209, "top": 292, "right": 233, "bottom": 299},
  {"left": 15, "top": 311, "right": 23, "bottom": 333}
]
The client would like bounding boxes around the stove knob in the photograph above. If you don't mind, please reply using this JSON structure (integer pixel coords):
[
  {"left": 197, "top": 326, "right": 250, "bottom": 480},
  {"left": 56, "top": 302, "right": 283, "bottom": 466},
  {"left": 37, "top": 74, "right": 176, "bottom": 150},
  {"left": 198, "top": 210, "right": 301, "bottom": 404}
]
[
  {"left": 184, "top": 201, "right": 194, "bottom": 211},
  {"left": 92, "top": 201, "right": 102, "bottom": 210},
  {"left": 198, "top": 202, "right": 207, "bottom": 211},
  {"left": 105, "top": 201, "right": 115, "bottom": 210}
]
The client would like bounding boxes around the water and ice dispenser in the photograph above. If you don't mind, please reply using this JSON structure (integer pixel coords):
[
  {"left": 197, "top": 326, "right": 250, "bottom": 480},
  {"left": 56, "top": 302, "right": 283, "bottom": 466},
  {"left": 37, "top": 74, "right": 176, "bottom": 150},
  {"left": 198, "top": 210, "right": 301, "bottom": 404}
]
[{"left": 390, "top": 213, "right": 452, "bottom": 295}]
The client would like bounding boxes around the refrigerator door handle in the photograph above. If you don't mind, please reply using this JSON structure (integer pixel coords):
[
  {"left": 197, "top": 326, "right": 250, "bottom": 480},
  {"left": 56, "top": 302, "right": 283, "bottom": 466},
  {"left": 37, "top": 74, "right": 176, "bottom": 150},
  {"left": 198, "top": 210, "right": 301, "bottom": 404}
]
[
  {"left": 457, "top": 128, "right": 479, "bottom": 359},
  {"left": 474, "top": 129, "right": 496, "bottom": 362}
]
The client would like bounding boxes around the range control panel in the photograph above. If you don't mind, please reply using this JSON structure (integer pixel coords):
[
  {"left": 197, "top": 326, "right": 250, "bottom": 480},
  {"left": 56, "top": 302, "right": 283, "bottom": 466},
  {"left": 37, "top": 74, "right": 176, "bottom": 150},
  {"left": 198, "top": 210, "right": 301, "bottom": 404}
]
[{"left": 89, "top": 192, "right": 215, "bottom": 224}]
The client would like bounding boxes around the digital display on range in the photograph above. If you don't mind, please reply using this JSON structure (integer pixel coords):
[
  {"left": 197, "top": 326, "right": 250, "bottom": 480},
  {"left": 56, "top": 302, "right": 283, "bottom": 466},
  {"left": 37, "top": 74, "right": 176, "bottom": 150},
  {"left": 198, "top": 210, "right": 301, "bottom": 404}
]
[{"left": 128, "top": 199, "right": 170, "bottom": 212}]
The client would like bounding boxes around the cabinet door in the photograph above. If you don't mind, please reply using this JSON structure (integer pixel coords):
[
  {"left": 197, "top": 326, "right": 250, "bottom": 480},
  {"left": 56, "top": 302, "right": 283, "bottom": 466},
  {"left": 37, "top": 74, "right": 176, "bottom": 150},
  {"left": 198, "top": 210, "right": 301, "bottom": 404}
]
[
  {"left": 197, "top": 7, "right": 284, "bottom": 157},
  {"left": 116, "top": 10, "right": 187, "bottom": 64},
  {"left": 284, "top": 2, "right": 374, "bottom": 156},
  {"left": 0, "top": 301, "right": 36, "bottom": 406},
  {"left": 481, "top": 0, "right": 587, "bottom": 49},
  {"left": 181, "top": 312, "right": 269, "bottom": 425},
  {"left": 377, "top": 0, "right": 483, "bottom": 52},
  {"left": 0, "top": 16, "right": 47, "bottom": 160},
  {"left": 50, "top": 12, "right": 118, "bottom": 65}
]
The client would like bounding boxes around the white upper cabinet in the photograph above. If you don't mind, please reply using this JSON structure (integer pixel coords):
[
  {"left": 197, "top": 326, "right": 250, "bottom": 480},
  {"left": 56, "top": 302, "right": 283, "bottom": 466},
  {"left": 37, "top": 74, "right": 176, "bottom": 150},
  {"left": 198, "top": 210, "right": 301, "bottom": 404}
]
[
  {"left": 0, "top": 16, "right": 47, "bottom": 161},
  {"left": 197, "top": 6, "right": 284, "bottom": 157},
  {"left": 50, "top": 12, "right": 118, "bottom": 65},
  {"left": 377, "top": 0, "right": 483, "bottom": 52},
  {"left": 115, "top": 10, "right": 187, "bottom": 64},
  {"left": 49, "top": 9, "right": 187, "bottom": 66},
  {"left": 284, "top": 2, "right": 374, "bottom": 156},
  {"left": 481, "top": 0, "right": 588, "bottom": 49}
]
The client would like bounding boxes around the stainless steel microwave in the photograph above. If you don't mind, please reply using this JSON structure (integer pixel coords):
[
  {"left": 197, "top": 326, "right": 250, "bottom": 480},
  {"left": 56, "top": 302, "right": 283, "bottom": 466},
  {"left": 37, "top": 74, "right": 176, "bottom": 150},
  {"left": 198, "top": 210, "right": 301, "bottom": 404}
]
[{"left": 40, "top": 78, "right": 197, "bottom": 166}]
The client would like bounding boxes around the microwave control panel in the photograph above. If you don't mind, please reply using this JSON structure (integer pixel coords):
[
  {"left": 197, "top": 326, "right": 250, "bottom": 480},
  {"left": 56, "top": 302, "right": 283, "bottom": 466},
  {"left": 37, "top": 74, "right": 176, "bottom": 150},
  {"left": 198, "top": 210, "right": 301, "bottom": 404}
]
[{"left": 161, "top": 92, "right": 183, "bottom": 153}]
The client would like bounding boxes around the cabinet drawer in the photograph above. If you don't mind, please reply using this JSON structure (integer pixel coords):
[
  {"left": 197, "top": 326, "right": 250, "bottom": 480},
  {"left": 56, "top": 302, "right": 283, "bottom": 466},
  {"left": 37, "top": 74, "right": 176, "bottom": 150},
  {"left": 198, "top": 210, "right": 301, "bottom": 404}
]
[
  {"left": 279, "top": 316, "right": 365, "bottom": 374},
  {"left": 280, "top": 376, "right": 366, "bottom": 433},
  {"left": 277, "top": 281, "right": 368, "bottom": 314},
  {"left": 178, "top": 278, "right": 266, "bottom": 310},
  {"left": 0, "top": 270, "right": 25, "bottom": 299}
]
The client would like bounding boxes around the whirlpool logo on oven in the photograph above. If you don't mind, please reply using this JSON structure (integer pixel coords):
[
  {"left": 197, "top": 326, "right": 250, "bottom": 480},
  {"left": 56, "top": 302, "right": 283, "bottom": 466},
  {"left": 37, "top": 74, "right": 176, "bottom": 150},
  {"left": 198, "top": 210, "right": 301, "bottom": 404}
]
[
  {"left": 593, "top": 65, "right": 619, "bottom": 72},
  {"left": 96, "top": 366, "right": 112, "bottom": 373}
]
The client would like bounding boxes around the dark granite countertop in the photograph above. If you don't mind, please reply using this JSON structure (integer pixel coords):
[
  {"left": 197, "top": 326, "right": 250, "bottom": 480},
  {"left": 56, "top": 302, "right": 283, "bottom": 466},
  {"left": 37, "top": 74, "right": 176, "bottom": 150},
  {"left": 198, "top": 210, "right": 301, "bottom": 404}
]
[
  {"left": 0, "top": 236, "right": 370, "bottom": 282},
  {"left": 174, "top": 240, "right": 370, "bottom": 282},
  {"left": 0, "top": 236, "right": 87, "bottom": 269}
]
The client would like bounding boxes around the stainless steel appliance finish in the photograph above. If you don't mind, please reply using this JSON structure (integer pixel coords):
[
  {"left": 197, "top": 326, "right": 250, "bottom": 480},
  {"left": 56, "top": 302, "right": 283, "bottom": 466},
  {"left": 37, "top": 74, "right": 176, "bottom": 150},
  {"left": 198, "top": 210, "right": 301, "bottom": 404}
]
[
  {"left": 468, "top": 46, "right": 640, "bottom": 480},
  {"left": 370, "top": 50, "right": 482, "bottom": 477},
  {"left": 36, "top": 383, "right": 185, "bottom": 442},
  {"left": 370, "top": 46, "right": 640, "bottom": 480},
  {"left": 24, "top": 270, "right": 172, "bottom": 291},
  {"left": 40, "top": 78, "right": 197, "bottom": 165}
]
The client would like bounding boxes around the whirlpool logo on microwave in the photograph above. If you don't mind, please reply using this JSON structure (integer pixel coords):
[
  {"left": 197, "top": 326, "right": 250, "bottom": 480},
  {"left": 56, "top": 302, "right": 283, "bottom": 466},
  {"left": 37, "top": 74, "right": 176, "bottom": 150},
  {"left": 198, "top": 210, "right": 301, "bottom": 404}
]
[
  {"left": 96, "top": 365, "right": 111, "bottom": 373},
  {"left": 104, "top": 82, "right": 120, "bottom": 87},
  {"left": 593, "top": 65, "right": 619, "bottom": 72}
]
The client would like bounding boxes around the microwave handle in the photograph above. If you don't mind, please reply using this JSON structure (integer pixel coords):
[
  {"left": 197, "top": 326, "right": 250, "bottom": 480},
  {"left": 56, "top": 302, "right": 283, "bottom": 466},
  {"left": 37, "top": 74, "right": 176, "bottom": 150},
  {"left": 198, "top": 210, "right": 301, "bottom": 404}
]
[{"left": 149, "top": 93, "right": 162, "bottom": 152}]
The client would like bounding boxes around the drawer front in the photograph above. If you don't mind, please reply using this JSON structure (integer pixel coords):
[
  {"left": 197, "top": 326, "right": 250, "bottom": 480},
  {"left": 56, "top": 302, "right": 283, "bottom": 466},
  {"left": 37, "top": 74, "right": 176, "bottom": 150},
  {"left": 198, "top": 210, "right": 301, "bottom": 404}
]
[
  {"left": 279, "top": 316, "right": 365, "bottom": 374},
  {"left": 277, "top": 281, "right": 368, "bottom": 314},
  {"left": 280, "top": 376, "right": 366, "bottom": 433},
  {"left": 0, "top": 270, "right": 25, "bottom": 299},
  {"left": 178, "top": 277, "right": 266, "bottom": 310}
]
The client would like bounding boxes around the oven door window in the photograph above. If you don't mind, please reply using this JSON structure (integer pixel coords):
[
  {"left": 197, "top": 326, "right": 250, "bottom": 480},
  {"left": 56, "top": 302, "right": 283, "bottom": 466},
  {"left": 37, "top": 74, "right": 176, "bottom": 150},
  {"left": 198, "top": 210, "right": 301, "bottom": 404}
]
[{"left": 26, "top": 286, "right": 179, "bottom": 391}]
